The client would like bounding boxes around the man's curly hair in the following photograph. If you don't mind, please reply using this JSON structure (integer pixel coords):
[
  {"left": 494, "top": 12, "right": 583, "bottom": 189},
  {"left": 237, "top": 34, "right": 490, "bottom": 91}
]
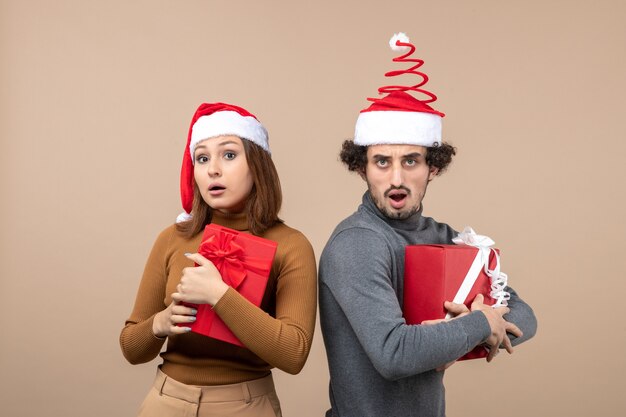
[{"left": 339, "top": 140, "right": 456, "bottom": 174}]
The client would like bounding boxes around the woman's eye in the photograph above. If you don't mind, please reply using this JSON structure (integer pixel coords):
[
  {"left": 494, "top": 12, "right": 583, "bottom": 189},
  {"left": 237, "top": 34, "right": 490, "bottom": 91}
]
[
  {"left": 196, "top": 155, "right": 209, "bottom": 163},
  {"left": 224, "top": 152, "right": 236, "bottom": 160}
]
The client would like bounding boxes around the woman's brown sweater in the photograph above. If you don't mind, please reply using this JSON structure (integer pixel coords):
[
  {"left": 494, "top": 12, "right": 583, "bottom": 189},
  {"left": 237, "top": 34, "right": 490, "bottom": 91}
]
[{"left": 120, "top": 211, "right": 317, "bottom": 385}]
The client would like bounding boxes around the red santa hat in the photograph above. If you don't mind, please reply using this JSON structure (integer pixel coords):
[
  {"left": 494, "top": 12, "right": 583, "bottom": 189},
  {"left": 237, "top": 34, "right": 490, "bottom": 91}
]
[
  {"left": 177, "top": 102, "right": 269, "bottom": 223},
  {"left": 354, "top": 33, "right": 445, "bottom": 147}
]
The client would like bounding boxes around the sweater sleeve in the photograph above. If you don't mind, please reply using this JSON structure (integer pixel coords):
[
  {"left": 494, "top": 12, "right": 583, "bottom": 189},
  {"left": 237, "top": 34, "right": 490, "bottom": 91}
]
[
  {"left": 212, "top": 230, "right": 317, "bottom": 374},
  {"left": 119, "top": 228, "right": 171, "bottom": 364},
  {"left": 502, "top": 286, "right": 537, "bottom": 345},
  {"left": 320, "top": 228, "right": 491, "bottom": 380}
]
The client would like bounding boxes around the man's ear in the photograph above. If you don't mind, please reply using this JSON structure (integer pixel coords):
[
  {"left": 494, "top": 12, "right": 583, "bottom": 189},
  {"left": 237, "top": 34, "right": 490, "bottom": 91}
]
[
  {"left": 357, "top": 167, "right": 367, "bottom": 181},
  {"left": 428, "top": 166, "right": 439, "bottom": 182}
]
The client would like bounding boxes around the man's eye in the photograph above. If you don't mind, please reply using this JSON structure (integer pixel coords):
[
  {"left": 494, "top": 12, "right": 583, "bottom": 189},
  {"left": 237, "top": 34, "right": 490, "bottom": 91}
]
[
  {"left": 196, "top": 155, "right": 209, "bottom": 163},
  {"left": 224, "top": 152, "right": 236, "bottom": 160},
  {"left": 405, "top": 159, "right": 416, "bottom": 166},
  {"left": 376, "top": 159, "right": 388, "bottom": 167}
]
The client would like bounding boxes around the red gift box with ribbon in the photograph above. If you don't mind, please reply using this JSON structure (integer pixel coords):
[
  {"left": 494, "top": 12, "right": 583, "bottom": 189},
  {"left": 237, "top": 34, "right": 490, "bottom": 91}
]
[
  {"left": 186, "top": 223, "right": 277, "bottom": 347},
  {"left": 403, "top": 229, "right": 510, "bottom": 360}
]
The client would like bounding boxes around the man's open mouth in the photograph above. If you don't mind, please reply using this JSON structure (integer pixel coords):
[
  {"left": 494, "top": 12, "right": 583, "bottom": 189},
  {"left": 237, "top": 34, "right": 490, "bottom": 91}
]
[
  {"left": 389, "top": 193, "right": 406, "bottom": 202},
  {"left": 385, "top": 188, "right": 410, "bottom": 209}
]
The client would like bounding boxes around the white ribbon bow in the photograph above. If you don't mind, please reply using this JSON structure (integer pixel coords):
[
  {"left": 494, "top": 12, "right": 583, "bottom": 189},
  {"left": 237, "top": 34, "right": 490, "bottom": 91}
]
[{"left": 449, "top": 227, "right": 510, "bottom": 316}]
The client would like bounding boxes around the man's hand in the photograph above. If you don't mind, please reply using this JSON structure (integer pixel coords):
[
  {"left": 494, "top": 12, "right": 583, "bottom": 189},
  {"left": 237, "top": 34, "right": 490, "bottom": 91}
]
[
  {"left": 471, "top": 294, "right": 523, "bottom": 362},
  {"left": 420, "top": 300, "right": 469, "bottom": 326},
  {"left": 444, "top": 300, "right": 470, "bottom": 318}
]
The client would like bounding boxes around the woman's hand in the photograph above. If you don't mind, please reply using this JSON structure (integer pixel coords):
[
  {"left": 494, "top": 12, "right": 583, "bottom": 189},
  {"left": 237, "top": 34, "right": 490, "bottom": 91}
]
[
  {"left": 152, "top": 301, "right": 197, "bottom": 338},
  {"left": 172, "top": 253, "right": 229, "bottom": 306}
]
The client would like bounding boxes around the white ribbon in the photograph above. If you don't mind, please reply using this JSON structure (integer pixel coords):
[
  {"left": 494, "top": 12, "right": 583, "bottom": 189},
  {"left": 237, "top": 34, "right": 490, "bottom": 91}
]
[{"left": 446, "top": 227, "right": 510, "bottom": 318}]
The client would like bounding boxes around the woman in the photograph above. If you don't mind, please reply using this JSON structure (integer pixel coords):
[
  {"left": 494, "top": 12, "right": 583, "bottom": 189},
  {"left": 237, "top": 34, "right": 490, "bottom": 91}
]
[{"left": 120, "top": 102, "right": 317, "bottom": 417}]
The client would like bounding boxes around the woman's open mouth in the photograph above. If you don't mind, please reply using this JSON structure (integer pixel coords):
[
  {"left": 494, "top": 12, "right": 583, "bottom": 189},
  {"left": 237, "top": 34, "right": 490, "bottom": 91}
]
[{"left": 208, "top": 184, "right": 226, "bottom": 196}]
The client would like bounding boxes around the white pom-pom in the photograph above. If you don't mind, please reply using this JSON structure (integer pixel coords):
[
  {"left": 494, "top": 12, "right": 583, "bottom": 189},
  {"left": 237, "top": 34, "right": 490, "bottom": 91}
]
[
  {"left": 389, "top": 32, "right": 410, "bottom": 51},
  {"left": 176, "top": 211, "right": 193, "bottom": 223}
]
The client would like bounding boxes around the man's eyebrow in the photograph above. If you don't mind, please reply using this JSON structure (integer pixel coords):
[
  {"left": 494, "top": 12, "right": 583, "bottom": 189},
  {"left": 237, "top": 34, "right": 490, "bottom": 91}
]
[{"left": 371, "top": 152, "right": 423, "bottom": 159}]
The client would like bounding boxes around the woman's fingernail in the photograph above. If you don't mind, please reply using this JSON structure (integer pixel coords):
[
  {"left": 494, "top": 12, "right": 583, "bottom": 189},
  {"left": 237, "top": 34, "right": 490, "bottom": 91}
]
[
  {"left": 184, "top": 327, "right": 192, "bottom": 332},
  {"left": 191, "top": 309, "right": 197, "bottom": 315},
  {"left": 189, "top": 316, "right": 196, "bottom": 322},
  {"left": 184, "top": 252, "right": 191, "bottom": 256}
]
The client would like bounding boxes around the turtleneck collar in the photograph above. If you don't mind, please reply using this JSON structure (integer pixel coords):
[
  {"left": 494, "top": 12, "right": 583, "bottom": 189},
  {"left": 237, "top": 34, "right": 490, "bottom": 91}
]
[
  {"left": 210, "top": 209, "right": 249, "bottom": 232},
  {"left": 361, "top": 191, "right": 424, "bottom": 232}
]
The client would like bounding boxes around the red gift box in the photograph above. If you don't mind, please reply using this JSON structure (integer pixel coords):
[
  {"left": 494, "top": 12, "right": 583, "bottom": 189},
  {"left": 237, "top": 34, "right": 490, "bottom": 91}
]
[
  {"left": 403, "top": 244, "right": 500, "bottom": 360},
  {"left": 184, "top": 223, "right": 277, "bottom": 347}
]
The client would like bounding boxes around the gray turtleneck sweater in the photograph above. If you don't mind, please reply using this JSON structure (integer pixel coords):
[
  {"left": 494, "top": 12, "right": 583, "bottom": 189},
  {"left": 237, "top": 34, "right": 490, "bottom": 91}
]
[{"left": 319, "top": 193, "right": 537, "bottom": 417}]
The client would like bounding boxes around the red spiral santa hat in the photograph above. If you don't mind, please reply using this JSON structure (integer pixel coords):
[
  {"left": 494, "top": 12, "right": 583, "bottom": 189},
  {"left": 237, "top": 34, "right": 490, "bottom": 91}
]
[
  {"left": 177, "top": 102, "right": 269, "bottom": 223},
  {"left": 355, "top": 33, "right": 445, "bottom": 147}
]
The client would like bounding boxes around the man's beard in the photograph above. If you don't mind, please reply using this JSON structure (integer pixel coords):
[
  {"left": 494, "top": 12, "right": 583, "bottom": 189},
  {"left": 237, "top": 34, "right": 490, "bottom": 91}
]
[{"left": 368, "top": 185, "right": 421, "bottom": 220}]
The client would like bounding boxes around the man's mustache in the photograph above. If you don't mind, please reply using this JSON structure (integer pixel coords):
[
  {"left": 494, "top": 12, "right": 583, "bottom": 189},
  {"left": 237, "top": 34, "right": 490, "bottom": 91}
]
[{"left": 384, "top": 185, "right": 411, "bottom": 197}]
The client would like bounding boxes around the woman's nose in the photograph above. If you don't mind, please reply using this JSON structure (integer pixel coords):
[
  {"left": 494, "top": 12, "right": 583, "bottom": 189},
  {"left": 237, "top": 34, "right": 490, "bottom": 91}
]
[{"left": 207, "top": 159, "right": 221, "bottom": 177}]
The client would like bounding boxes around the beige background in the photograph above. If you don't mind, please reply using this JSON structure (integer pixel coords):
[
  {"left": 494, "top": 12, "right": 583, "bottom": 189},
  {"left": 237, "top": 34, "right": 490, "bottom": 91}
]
[{"left": 1, "top": 1, "right": 625, "bottom": 416}]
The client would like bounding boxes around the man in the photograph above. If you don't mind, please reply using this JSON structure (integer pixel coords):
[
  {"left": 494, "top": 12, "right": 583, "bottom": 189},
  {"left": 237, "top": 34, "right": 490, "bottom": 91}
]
[{"left": 319, "top": 33, "right": 537, "bottom": 417}]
